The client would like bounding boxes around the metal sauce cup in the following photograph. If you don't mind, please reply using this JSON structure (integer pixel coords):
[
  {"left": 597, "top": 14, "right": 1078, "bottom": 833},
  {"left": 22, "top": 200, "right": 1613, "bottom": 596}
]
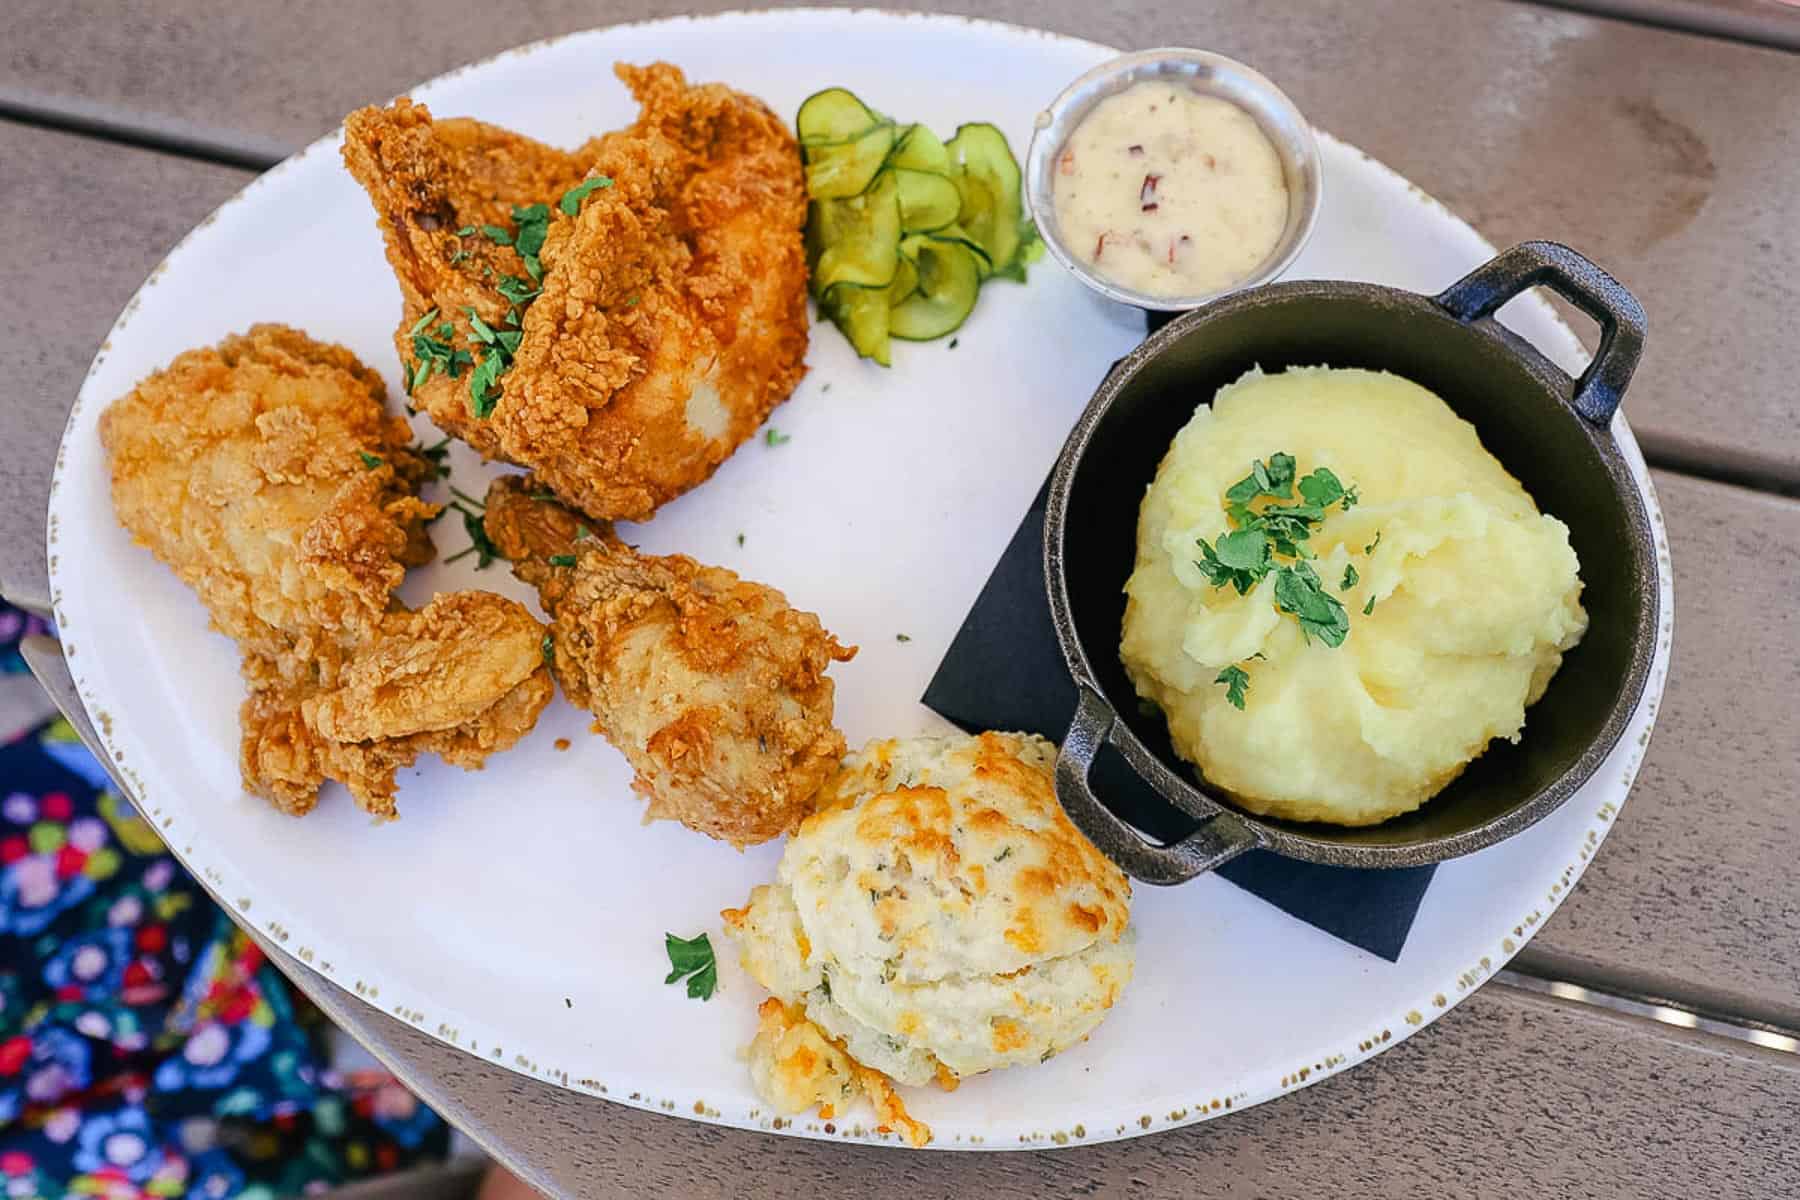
[{"left": 1025, "top": 48, "right": 1323, "bottom": 313}]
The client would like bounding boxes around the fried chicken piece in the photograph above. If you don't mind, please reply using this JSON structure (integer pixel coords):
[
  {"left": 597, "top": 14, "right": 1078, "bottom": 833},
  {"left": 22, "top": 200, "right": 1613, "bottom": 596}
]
[
  {"left": 484, "top": 474, "right": 854, "bottom": 846},
  {"left": 340, "top": 99, "right": 596, "bottom": 460},
  {"left": 99, "top": 324, "right": 553, "bottom": 818},
  {"left": 342, "top": 62, "right": 810, "bottom": 523}
]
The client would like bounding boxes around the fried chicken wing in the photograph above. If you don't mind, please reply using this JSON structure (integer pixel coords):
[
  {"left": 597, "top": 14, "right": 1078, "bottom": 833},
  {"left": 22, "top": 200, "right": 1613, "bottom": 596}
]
[
  {"left": 484, "top": 474, "right": 853, "bottom": 846},
  {"left": 342, "top": 62, "right": 810, "bottom": 523},
  {"left": 100, "top": 324, "right": 553, "bottom": 819}
]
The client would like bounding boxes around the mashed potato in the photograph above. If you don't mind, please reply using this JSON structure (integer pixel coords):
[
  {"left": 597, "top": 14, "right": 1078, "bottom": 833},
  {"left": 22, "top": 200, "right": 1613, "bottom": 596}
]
[
  {"left": 1120, "top": 367, "right": 1587, "bottom": 825},
  {"left": 723, "top": 732, "right": 1135, "bottom": 1145}
]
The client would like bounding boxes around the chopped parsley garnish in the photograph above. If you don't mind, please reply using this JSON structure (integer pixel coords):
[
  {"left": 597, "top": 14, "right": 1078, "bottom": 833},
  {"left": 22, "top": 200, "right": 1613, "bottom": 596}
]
[
  {"left": 1273, "top": 560, "right": 1350, "bottom": 647},
  {"left": 541, "top": 634, "right": 554, "bottom": 664},
  {"left": 358, "top": 452, "right": 383, "bottom": 470},
  {"left": 548, "top": 554, "right": 576, "bottom": 567},
  {"left": 480, "top": 224, "right": 513, "bottom": 245},
  {"left": 1364, "top": 595, "right": 1378, "bottom": 616},
  {"left": 663, "top": 932, "right": 717, "bottom": 1001},
  {"left": 443, "top": 504, "right": 500, "bottom": 569},
  {"left": 1194, "top": 453, "right": 1364, "bottom": 679},
  {"left": 408, "top": 315, "right": 473, "bottom": 393},
  {"left": 467, "top": 351, "right": 506, "bottom": 418},
  {"left": 1365, "top": 531, "right": 1382, "bottom": 554},
  {"left": 764, "top": 428, "right": 791, "bottom": 447},
  {"left": 993, "top": 846, "right": 1012, "bottom": 862},
  {"left": 895, "top": 633, "right": 911, "bottom": 643},
  {"left": 455, "top": 225, "right": 476, "bottom": 237},
  {"left": 529, "top": 490, "right": 556, "bottom": 501},
  {"left": 449, "top": 486, "right": 485, "bottom": 510},
  {"left": 511, "top": 203, "right": 551, "bottom": 282},
  {"left": 736, "top": 533, "right": 746, "bottom": 546},
  {"left": 575, "top": 524, "right": 591, "bottom": 541},
  {"left": 417, "top": 437, "right": 452, "bottom": 479},
  {"left": 1215, "top": 664, "right": 1251, "bottom": 710},
  {"left": 495, "top": 274, "right": 539, "bottom": 309},
  {"left": 559, "top": 176, "right": 614, "bottom": 215},
  {"left": 625, "top": 295, "right": 640, "bottom": 308}
]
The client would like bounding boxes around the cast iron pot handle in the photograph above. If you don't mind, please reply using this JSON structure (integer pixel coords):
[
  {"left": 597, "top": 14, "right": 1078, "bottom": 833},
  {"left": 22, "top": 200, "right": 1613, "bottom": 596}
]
[
  {"left": 1054, "top": 688, "right": 1260, "bottom": 885},
  {"left": 1434, "top": 240, "right": 1647, "bottom": 427}
]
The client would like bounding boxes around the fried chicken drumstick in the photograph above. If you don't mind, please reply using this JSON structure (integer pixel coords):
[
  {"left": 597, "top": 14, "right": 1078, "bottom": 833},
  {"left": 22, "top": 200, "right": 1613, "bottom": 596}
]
[
  {"left": 342, "top": 62, "right": 810, "bottom": 524},
  {"left": 100, "top": 325, "right": 554, "bottom": 819},
  {"left": 484, "top": 474, "right": 854, "bottom": 847}
]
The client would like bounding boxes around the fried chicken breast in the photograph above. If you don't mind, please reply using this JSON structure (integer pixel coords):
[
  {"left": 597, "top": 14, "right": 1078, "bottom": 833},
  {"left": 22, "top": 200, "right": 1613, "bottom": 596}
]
[
  {"left": 100, "top": 325, "right": 553, "bottom": 819},
  {"left": 484, "top": 474, "right": 853, "bottom": 846},
  {"left": 342, "top": 62, "right": 810, "bottom": 523}
]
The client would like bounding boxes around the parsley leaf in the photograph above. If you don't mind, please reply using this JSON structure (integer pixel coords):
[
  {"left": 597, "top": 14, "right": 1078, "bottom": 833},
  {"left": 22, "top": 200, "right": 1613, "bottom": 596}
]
[
  {"left": 559, "top": 175, "right": 614, "bottom": 215},
  {"left": 443, "top": 504, "right": 501, "bottom": 569},
  {"left": 1225, "top": 452, "right": 1296, "bottom": 508},
  {"left": 765, "top": 428, "right": 791, "bottom": 447},
  {"left": 541, "top": 634, "right": 554, "bottom": 664},
  {"left": 663, "top": 932, "right": 718, "bottom": 1001},
  {"left": 455, "top": 225, "right": 476, "bottom": 237},
  {"left": 511, "top": 203, "right": 550, "bottom": 282},
  {"left": 1365, "top": 531, "right": 1382, "bottom": 554},
  {"left": 1364, "top": 595, "right": 1377, "bottom": 616},
  {"left": 548, "top": 554, "right": 576, "bottom": 567},
  {"left": 896, "top": 633, "right": 911, "bottom": 643},
  {"left": 407, "top": 307, "right": 441, "bottom": 336},
  {"left": 358, "top": 452, "right": 383, "bottom": 470},
  {"left": 417, "top": 437, "right": 451, "bottom": 479},
  {"left": 467, "top": 353, "right": 505, "bottom": 418},
  {"left": 1215, "top": 664, "right": 1251, "bottom": 709},
  {"left": 1296, "top": 467, "right": 1347, "bottom": 509},
  {"left": 495, "top": 274, "right": 539, "bottom": 308},
  {"left": 1341, "top": 563, "right": 1359, "bottom": 591},
  {"left": 1274, "top": 561, "right": 1350, "bottom": 647},
  {"left": 480, "top": 224, "right": 514, "bottom": 245}
]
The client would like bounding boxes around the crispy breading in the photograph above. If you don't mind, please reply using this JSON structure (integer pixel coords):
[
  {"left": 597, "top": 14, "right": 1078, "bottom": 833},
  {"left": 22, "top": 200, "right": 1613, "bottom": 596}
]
[
  {"left": 342, "top": 62, "right": 810, "bottom": 522},
  {"left": 100, "top": 324, "right": 553, "bottom": 818},
  {"left": 485, "top": 474, "right": 853, "bottom": 846},
  {"left": 340, "top": 100, "right": 595, "bottom": 459}
]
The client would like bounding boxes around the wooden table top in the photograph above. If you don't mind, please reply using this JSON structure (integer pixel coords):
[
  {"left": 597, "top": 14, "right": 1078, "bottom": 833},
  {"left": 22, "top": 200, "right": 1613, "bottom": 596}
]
[{"left": 3, "top": 3, "right": 1796, "bottom": 1195}]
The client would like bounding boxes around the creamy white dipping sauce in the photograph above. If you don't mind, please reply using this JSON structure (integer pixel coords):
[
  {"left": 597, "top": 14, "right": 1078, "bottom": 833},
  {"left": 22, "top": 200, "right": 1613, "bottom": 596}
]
[{"left": 1051, "top": 80, "right": 1289, "bottom": 298}]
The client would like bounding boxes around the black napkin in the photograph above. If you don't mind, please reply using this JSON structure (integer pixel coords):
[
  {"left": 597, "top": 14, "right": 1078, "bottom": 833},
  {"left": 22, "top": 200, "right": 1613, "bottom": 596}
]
[{"left": 923, "top": 477, "right": 1435, "bottom": 962}]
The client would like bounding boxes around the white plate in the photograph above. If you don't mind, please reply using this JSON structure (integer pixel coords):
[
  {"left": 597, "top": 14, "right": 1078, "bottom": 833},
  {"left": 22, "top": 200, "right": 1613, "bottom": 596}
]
[{"left": 48, "top": 9, "right": 1672, "bottom": 1150}]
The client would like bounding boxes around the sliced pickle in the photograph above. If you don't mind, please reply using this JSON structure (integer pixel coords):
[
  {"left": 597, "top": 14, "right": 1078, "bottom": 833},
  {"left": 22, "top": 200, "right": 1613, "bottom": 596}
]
[
  {"left": 889, "top": 235, "right": 981, "bottom": 341},
  {"left": 892, "top": 168, "right": 962, "bottom": 233},
  {"left": 889, "top": 122, "right": 951, "bottom": 174},
  {"left": 796, "top": 87, "right": 882, "bottom": 144},
  {"left": 810, "top": 171, "right": 901, "bottom": 294},
  {"left": 944, "top": 123, "right": 1026, "bottom": 275},
  {"left": 823, "top": 256, "right": 918, "bottom": 366}
]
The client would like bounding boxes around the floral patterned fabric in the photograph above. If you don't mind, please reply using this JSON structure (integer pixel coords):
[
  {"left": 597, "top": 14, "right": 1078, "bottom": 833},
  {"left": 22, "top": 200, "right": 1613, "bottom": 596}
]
[{"left": 0, "top": 604, "right": 448, "bottom": 1198}]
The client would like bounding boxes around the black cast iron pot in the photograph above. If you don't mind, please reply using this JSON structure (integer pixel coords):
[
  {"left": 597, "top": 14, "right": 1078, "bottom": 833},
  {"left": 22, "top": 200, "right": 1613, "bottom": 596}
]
[{"left": 1044, "top": 241, "right": 1655, "bottom": 884}]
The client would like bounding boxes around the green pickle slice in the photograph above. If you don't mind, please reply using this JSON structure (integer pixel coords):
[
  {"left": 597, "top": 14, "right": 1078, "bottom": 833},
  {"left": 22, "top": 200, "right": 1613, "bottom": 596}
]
[
  {"left": 889, "top": 235, "right": 981, "bottom": 341},
  {"left": 944, "top": 123, "right": 1027, "bottom": 277},
  {"left": 892, "top": 168, "right": 962, "bottom": 234},
  {"left": 809, "top": 171, "right": 901, "bottom": 294}
]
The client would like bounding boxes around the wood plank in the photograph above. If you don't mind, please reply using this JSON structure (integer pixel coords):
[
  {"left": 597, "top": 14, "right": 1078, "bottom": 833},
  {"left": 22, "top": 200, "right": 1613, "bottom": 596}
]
[
  {"left": 270, "top": 943, "right": 1800, "bottom": 1200},
  {"left": 1536, "top": 0, "right": 1800, "bottom": 51},
  {"left": 1519, "top": 471, "right": 1800, "bottom": 1026},
  {"left": 2, "top": 0, "right": 1797, "bottom": 480},
  {"left": 0, "top": 120, "right": 253, "bottom": 610}
]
